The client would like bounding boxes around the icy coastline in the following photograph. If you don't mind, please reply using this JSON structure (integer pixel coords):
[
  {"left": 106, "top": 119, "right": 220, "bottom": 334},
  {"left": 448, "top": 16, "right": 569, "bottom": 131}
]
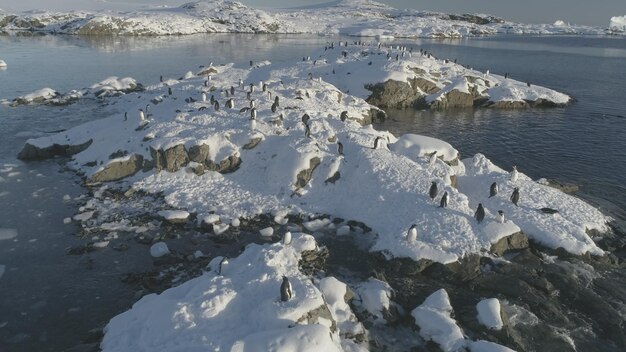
[{"left": 0, "top": 0, "right": 620, "bottom": 37}]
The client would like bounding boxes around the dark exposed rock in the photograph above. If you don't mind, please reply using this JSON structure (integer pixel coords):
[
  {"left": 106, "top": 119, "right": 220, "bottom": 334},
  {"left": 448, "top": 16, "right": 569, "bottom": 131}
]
[
  {"left": 366, "top": 79, "right": 425, "bottom": 108},
  {"left": 206, "top": 154, "right": 242, "bottom": 173},
  {"left": 188, "top": 144, "right": 210, "bottom": 163},
  {"left": 242, "top": 137, "right": 262, "bottom": 150},
  {"left": 299, "top": 246, "right": 329, "bottom": 276},
  {"left": 18, "top": 139, "right": 93, "bottom": 160},
  {"left": 296, "top": 304, "right": 337, "bottom": 332},
  {"left": 295, "top": 157, "right": 321, "bottom": 189},
  {"left": 151, "top": 144, "right": 189, "bottom": 172},
  {"left": 89, "top": 154, "right": 143, "bottom": 183},
  {"left": 428, "top": 89, "right": 475, "bottom": 109}
]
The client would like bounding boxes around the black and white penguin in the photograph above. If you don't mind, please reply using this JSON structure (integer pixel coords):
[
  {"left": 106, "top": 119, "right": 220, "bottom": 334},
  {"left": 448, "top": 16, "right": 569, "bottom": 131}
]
[
  {"left": 250, "top": 100, "right": 255, "bottom": 109},
  {"left": 439, "top": 191, "right": 449, "bottom": 208},
  {"left": 124, "top": 112, "right": 128, "bottom": 121},
  {"left": 373, "top": 136, "right": 383, "bottom": 149},
  {"left": 249, "top": 60, "right": 253, "bottom": 67},
  {"left": 210, "top": 95, "right": 215, "bottom": 104},
  {"left": 304, "top": 124, "right": 311, "bottom": 138},
  {"left": 239, "top": 79, "right": 244, "bottom": 88},
  {"left": 226, "top": 98, "right": 234, "bottom": 109},
  {"left": 302, "top": 113, "right": 310, "bottom": 125},
  {"left": 250, "top": 108, "right": 257, "bottom": 120},
  {"left": 230, "top": 86, "right": 235, "bottom": 96},
  {"left": 489, "top": 182, "right": 498, "bottom": 198},
  {"left": 474, "top": 203, "right": 485, "bottom": 223},
  {"left": 340, "top": 111, "right": 348, "bottom": 122},
  {"left": 510, "top": 166, "right": 519, "bottom": 182},
  {"left": 497, "top": 210, "right": 505, "bottom": 223},
  {"left": 271, "top": 102, "right": 277, "bottom": 113},
  {"left": 214, "top": 100, "right": 220, "bottom": 111},
  {"left": 429, "top": 152, "right": 438, "bottom": 167},
  {"left": 168, "top": 87, "right": 172, "bottom": 95},
  {"left": 262, "top": 83, "right": 268, "bottom": 92},
  {"left": 280, "top": 276, "right": 293, "bottom": 302},
  {"left": 274, "top": 96, "right": 280, "bottom": 107},
  {"left": 429, "top": 181, "right": 438, "bottom": 201},
  {"left": 249, "top": 83, "right": 255, "bottom": 93},
  {"left": 527, "top": 82, "right": 531, "bottom": 88},
  {"left": 201, "top": 92, "right": 207, "bottom": 102},
  {"left": 337, "top": 141, "right": 344, "bottom": 155},
  {"left": 138, "top": 109, "right": 145, "bottom": 122},
  {"left": 510, "top": 187, "right": 520, "bottom": 206},
  {"left": 218, "top": 256, "right": 228, "bottom": 275},
  {"left": 239, "top": 107, "right": 250, "bottom": 113},
  {"left": 159, "top": 75, "right": 163, "bottom": 83},
  {"left": 407, "top": 224, "right": 417, "bottom": 242}
]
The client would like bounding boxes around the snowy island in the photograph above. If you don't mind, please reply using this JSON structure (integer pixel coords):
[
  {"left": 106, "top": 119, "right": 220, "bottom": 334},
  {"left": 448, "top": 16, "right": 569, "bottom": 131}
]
[
  {"left": 0, "top": 0, "right": 623, "bottom": 37},
  {"left": 14, "top": 39, "right": 617, "bottom": 351}
]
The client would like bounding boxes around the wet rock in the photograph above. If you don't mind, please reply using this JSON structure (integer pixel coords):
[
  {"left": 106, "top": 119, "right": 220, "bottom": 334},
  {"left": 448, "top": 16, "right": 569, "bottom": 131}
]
[
  {"left": 205, "top": 154, "right": 242, "bottom": 173},
  {"left": 134, "top": 233, "right": 154, "bottom": 244},
  {"left": 89, "top": 154, "right": 143, "bottom": 183},
  {"left": 346, "top": 220, "right": 372, "bottom": 233},
  {"left": 295, "top": 157, "right": 321, "bottom": 189},
  {"left": 242, "top": 137, "right": 262, "bottom": 150},
  {"left": 299, "top": 246, "right": 329, "bottom": 275},
  {"left": 366, "top": 79, "right": 425, "bottom": 108},
  {"left": 490, "top": 232, "right": 530, "bottom": 256},
  {"left": 411, "top": 77, "right": 440, "bottom": 94},
  {"left": 428, "top": 89, "right": 475, "bottom": 109},
  {"left": 66, "top": 244, "right": 95, "bottom": 255},
  {"left": 17, "top": 139, "right": 93, "bottom": 160},
  {"left": 486, "top": 100, "right": 530, "bottom": 109}
]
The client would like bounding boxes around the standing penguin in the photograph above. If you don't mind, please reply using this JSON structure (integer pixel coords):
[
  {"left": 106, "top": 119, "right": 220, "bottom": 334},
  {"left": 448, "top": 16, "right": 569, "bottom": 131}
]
[
  {"left": 373, "top": 136, "right": 384, "bottom": 149},
  {"left": 280, "top": 276, "right": 293, "bottom": 302},
  {"left": 340, "top": 111, "right": 348, "bottom": 122},
  {"left": 250, "top": 107, "right": 257, "bottom": 120},
  {"left": 489, "top": 182, "right": 498, "bottom": 198},
  {"left": 429, "top": 181, "right": 438, "bottom": 201},
  {"left": 439, "top": 191, "right": 448, "bottom": 208},
  {"left": 497, "top": 210, "right": 505, "bottom": 224},
  {"left": 160, "top": 75, "right": 163, "bottom": 83},
  {"left": 239, "top": 79, "right": 244, "bottom": 88},
  {"left": 226, "top": 98, "right": 234, "bottom": 109},
  {"left": 283, "top": 232, "right": 292, "bottom": 245},
  {"left": 168, "top": 87, "right": 172, "bottom": 95},
  {"left": 249, "top": 83, "right": 255, "bottom": 93},
  {"left": 407, "top": 224, "right": 417, "bottom": 242},
  {"left": 337, "top": 141, "right": 344, "bottom": 155},
  {"left": 210, "top": 94, "right": 215, "bottom": 104},
  {"left": 429, "top": 152, "right": 438, "bottom": 167},
  {"left": 138, "top": 109, "right": 146, "bottom": 122},
  {"left": 304, "top": 124, "right": 311, "bottom": 138},
  {"left": 214, "top": 100, "right": 220, "bottom": 111},
  {"left": 271, "top": 102, "right": 278, "bottom": 113},
  {"left": 274, "top": 96, "right": 280, "bottom": 107},
  {"left": 301, "top": 113, "right": 310, "bottom": 125},
  {"left": 510, "top": 188, "right": 520, "bottom": 206},
  {"left": 230, "top": 86, "right": 235, "bottom": 96},
  {"left": 510, "top": 166, "right": 519, "bottom": 182},
  {"left": 201, "top": 92, "right": 207, "bottom": 102},
  {"left": 250, "top": 100, "right": 256, "bottom": 109},
  {"left": 474, "top": 203, "right": 485, "bottom": 223}
]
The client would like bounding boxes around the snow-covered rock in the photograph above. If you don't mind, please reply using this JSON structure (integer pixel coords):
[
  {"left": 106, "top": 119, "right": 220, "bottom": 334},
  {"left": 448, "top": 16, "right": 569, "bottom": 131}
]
[
  {"left": 157, "top": 209, "right": 190, "bottom": 223},
  {"left": 476, "top": 298, "right": 503, "bottom": 330},
  {"left": 0, "top": 59, "right": 6, "bottom": 68},
  {"left": 411, "top": 289, "right": 466, "bottom": 352},
  {"left": 355, "top": 278, "right": 393, "bottom": 321},
  {"left": 101, "top": 233, "right": 347, "bottom": 352},
  {"left": 609, "top": 16, "right": 626, "bottom": 32},
  {"left": 17, "top": 43, "right": 608, "bottom": 264}
]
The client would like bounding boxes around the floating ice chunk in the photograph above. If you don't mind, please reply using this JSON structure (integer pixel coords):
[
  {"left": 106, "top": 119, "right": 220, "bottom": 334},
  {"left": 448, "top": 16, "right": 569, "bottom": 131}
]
[
  {"left": 63, "top": 217, "right": 72, "bottom": 224},
  {"left": 73, "top": 211, "right": 94, "bottom": 222},
  {"left": 231, "top": 218, "right": 241, "bottom": 227},
  {"left": 0, "top": 59, "right": 6, "bottom": 68},
  {"left": 476, "top": 298, "right": 503, "bottom": 330},
  {"left": 93, "top": 241, "right": 110, "bottom": 248},
  {"left": 63, "top": 194, "right": 72, "bottom": 201},
  {"left": 303, "top": 218, "right": 331, "bottom": 232},
  {"left": 0, "top": 229, "right": 18, "bottom": 241},
  {"left": 213, "top": 223, "right": 230, "bottom": 235},
  {"left": 150, "top": 242, "right": 170, "bottom": 258},
  {"left": 260, "top": 227, "right": 274, "bottom": 237},
  {"left": 468, "top": 340, "right": 516, "bottom": 352},
  {"left": 193, "top": 250, "right": 204, "bottom": 258},
  {"left": 336, "top": 225, "right": 351, "bottom": 236},
  {"left": 200, "top": 214, "right": 220, "bottom": 225},
  {"left": 157, "top": 210, "right": 189, "bottom": 221}
]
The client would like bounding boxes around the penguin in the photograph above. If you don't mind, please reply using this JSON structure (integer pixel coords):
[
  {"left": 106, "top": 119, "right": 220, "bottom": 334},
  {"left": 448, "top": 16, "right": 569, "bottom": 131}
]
[
  {"left": 429, "top": 152, "right": 438, "bottom": 167},
  {"left": 407, "top": 224, "right": 417, "bottom": 242},
  {"left": 239, "top": 107, "right": 249, "bottom": 113},
  {"left": 262, "top": 83, "right": 268, "bottom": 92},
  {"left": 249, "top": 60, "right": 253, "bottom": 67},
  {"left": 540, "top": 208, "right": 559, "bottom": 214},
  {"left": 218, "top": 256, "right": 228, "bottom": 275},
  {"left": 504, "top": 73, "right": 508, "bottom": 79},
  {"left": 340, "top": 111, "right": 348, "bottom": 122},
  {"left": 239, "top": 79, "right": 244, "bottom": 88},
  {"left": 249, "top": 83, "right": 255, "bottom": 93},
  {"left": 301, "top": 113, "right": 310, "bottom": 125},
  {"left": 159, "top": 75, "right": 163, "bottom": 83},
  {"left": 168, "top": 87, "right": 172, "bottom": 95},
  {"left": 280, "top": 276, "right": 293, "bottom": 302},
  {"left": 138, "top": 109, "right": 145, "bottom": 122},
  {"left": 429, "top": 181, "right": 438, "bottom": 201},
  {"left": 373, "top": 136, "right": 383, "bottom": 149},
  {"left": 497, "top": 210, "right": 505, "bottom": 223},
  {"left": 527, "top": 82, "right": 531, "bottom": 88},
  {"left": 474, "top": 203, "right": 485, "bottom": 223},
  {"left": 274, "top": 96, "right": 280, "bottom": 107},
  {"left": 271, "top": 102, "right": 278, "bottom": 113},
  {"left": 283, "top": 232, "right": 292, "bottom": 245},
  {"left": 489, "top": 182, "right": 498, "bottom": 198},
  {"left": 246, "top": 92, "right": 251, "bottom": 100},
  {"left": 268, "top": 91, "right": 272, "bottom": 100},
  {"left": 210, "top": 95, "right": 215, "bottom": 104},
  {"left": 123, "top": 112, "right": 128, "bottom": 121},
  {"left": 510, "top": 166, "right": 519, "bottom": 182},
  {"left": 304, "top": 124, "right": 311, "bottom": 138},
  {"left": 214, "top": 101, "right": 220, "bottom": 111},
  {"left": 250, "top": 100, "right": 255, "bottom": 109},
  {"left": 510, "top": 187, "right": 520, "bottom": 206},
  {"left": 230, "top": 86, "right": 235, "bottom": 96},
  {"left": 439, "top": 192, "right": 449, "bottom": 208},
  {"left": 337, "top": 141, "right": 344, "bottom": 155},
  {"left": 201, "top": 92, "right": 207, "bottom": 102},
  {"left": 226, "top": 98, "right": 234, "bottom": 109},
  {"left": 250, "top": 108, "right": 257, "bottom": 120}
]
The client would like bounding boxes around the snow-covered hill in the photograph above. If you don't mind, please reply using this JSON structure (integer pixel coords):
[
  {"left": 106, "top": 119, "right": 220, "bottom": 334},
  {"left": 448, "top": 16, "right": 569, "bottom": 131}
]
[{"left": 0, "top": 0, "right": 617, "bottom": 37}]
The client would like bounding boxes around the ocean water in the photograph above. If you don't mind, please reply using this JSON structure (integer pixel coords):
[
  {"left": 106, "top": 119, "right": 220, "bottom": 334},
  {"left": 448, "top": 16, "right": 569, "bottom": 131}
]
[{"left": 0, "top": 33, "right": 625, "bottom": 351}]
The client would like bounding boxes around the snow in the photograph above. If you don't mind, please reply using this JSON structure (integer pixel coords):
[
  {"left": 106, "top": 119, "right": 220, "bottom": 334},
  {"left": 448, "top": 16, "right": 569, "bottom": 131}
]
[
  {"left": 469, "top": 340, "right": 516, "bottom": 352},
  {"left": 73, "top": 211, "right": 94, "bottom": 221},
  {"left": 609, "top": 16, "right": 626, "bottom": 32},
  {"left": 356, "top": 278, "right": 392, "bottom": 321},
  {"left": 18, "top": 88, "right": 58, "bottom": 103},
  {"left": 101, "top": 233, "right": 344, "bottom": 352},
  {"left": 149, "top": 242, "right": 170, "bottom": 258},
  {"left": 19, "top": 43, "right": 608, "bottom": 264},
  {"left": 476, "top": 298, "right": 503, "bottom": 330},
  {"left": 411, "top": 289, "right": 466, "bottom": 352},
  {"left": 157, "top": 209, "right": 190, "bottom": 221},
  {"left": 0, "top": 228, "right": 18, "bottom": 241},
  {"left": 0, "top": 59, "right": 6, "bottom": 68},
  {"left": 260, "top": 226, "right": 274, "bottom": 237}
]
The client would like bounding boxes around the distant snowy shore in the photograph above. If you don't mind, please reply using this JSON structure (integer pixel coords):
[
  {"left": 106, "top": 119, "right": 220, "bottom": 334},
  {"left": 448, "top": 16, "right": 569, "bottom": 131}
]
[{"left": 0, "top": 0, "right": 622, "bottom": 37}]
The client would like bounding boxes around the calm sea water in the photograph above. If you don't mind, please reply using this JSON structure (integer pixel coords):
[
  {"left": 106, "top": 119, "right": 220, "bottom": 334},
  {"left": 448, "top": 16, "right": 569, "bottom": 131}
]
[{"left": 0, "top": 33, "right": 625, "bottom": 351}]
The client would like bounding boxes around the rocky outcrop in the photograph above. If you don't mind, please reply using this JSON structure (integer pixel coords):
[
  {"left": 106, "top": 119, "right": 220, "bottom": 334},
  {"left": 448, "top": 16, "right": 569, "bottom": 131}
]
[
  {"left": 151, "top": 145, "right": 189, "bottom": 172},
  {"left": 365, "top": 80, "right": 426, "bottom": 108},
  {"left": 428, "top": 89, "right": 476, "bottom": 109},
  {"left": 17, "top": 139, "right": 93, "bottom": 160},
  {"left": 206, "top": 154, "right": 241, "bottom": 173},
  {"left": 242, "top": 137, "right": 262, "bottom": 150},
  {"left": 490, "top": 232, "right": 530, "bottom": 256},
  {"left": 89, "top": 154, "right": 143, "bottom": 183},
  {"left": 296, "top": 304, "right": 337, "bottom": 332},
  {"left": 295, "top": 157, "right": 321, "bottom": 189}
]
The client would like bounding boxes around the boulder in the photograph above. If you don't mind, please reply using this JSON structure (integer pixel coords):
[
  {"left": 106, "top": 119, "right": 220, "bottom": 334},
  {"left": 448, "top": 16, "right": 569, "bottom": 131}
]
[
  {"left": 295, "top": 157, "right": 321, "bottom": 189},
  {"left": 206, "top": 154, "right": 241, "bottom": 174},
  {"left": 188, "top": 144, "right": 210, "bottom": 163},
  {"left": 150, "top": 144, "right": 189, "bottom": 172},
  {"left": 490, "top": 232, "right": 530, "bottom": 256},
  {"left": 365, "top": 79, "right": 425, "bottom": 108},
  {"left": 89, "top": 154, "right": 144, "bottom": 183},
  {"left": 428, "top": 89, "right": 475, "bottom": 109},
  {"left": 17, "top": 139, "right": 93, "bottom": 160}
]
